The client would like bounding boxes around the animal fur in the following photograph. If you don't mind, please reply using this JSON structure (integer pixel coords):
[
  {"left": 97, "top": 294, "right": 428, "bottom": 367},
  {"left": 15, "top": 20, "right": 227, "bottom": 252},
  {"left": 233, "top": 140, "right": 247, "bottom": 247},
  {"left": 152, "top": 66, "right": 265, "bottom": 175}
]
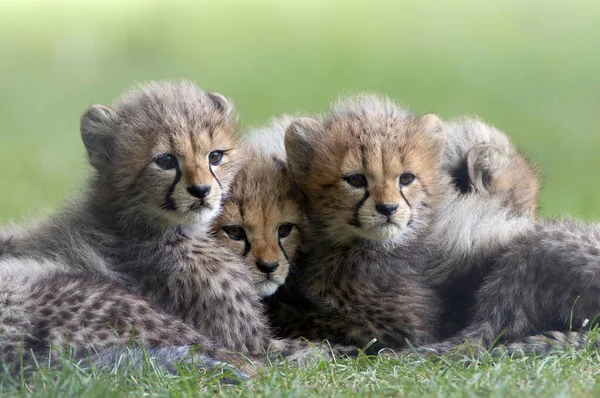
[
  {"left": 256, "top": 99, "right": 539, "bottom": 347},
  {"left": 266, "top": 94, "right": 550, "bottom": 353},
  {"left": 0, "top": 267, "right": 250, "bottom": 378},
  {"left": 0, "top": 81, "right": 353, "bottom": 371},
  {"left": 214, "top": 118, "right": 305, "bottom": 297}
]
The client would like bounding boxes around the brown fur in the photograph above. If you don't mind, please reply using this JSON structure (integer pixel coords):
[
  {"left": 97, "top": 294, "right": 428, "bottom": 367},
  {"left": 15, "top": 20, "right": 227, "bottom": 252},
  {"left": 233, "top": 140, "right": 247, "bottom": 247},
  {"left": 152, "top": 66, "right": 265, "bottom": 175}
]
[
  {"left": 0, "top": 271, "right": 250, "bottom": 374},
  {"left": 268, "top": 95, "right": 446, "bottom": 352},
  {"left": 214, "top": 147, "right": 305, "bottom": 297},
  {"left": 268, "top": 95, "right": 541, "bottom": 352},
  {"left": 466, "top": 144, "right": 539, "bottom": 217},
  {"left": 0, "top": 81, "right": 354, "bottom": 370},
  {"left": 444, "top": 118, "right": 540, "bottom": 217}
]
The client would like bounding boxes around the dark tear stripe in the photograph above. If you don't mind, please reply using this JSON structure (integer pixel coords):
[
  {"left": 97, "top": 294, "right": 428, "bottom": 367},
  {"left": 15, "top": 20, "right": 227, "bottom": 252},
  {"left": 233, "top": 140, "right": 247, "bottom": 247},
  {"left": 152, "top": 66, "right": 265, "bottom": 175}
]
[
  {"left": 400, "top": 189, "right": 412, "bottom": 209},
  {"left": 209, "top": 165, "right": 222, "bottom": 189},
  {"left": 165, "top": 165, "right": 182, "bottom": 211},
  {"left": 348, "top": 146, "right": 370, "bottom": 227},
  {"left": 278, "top": 240, "right": 290, "bottom": 261},
  {"left": 350, "top": 190, "right": 370, "bottom": 227},
  {"left": 242, "top": 237, "right": 251, "bottom": 257}
]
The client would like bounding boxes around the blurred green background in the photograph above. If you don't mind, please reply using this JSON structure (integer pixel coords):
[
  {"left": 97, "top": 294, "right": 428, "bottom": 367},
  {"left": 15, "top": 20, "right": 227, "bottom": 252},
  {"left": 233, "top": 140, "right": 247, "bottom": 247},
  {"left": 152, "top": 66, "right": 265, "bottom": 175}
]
[{"left": 0, "top": 0, "right": 599, "bottom": 224}]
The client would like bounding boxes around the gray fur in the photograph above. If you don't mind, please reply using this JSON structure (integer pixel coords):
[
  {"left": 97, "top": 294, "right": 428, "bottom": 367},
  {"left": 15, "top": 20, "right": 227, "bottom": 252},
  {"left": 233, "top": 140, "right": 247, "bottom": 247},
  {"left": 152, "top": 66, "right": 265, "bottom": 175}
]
[
  {"left": 243, "top": 115, "right": 298, "bottom": 159},
  {"left": 275, "top": 94, "right": 600, "bottom": 358},
  {"left": 443, "top": 118, "right": 540, "bottom": 216},
  {"left": 416, "top": 219, "right": 600, "bottom": 356},
  {"left": 269, "top": 94, "right": 545, "bottom": 353},
  {"left": 0, "top": 272, "right": 251, "bottom": 377},
  {"left": 0, "top": 81, "right": 351, "bottom": 371}
]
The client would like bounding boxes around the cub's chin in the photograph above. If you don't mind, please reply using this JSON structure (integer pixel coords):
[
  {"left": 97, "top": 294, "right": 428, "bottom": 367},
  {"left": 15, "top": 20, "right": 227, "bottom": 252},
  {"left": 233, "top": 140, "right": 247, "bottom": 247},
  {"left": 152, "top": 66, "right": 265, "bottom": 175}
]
[
  {"left": 350, "top": 223, "right": 405, "bottom": 242},
  {"left": 258, "top": 279, "right": 283, "bottom": 297}
]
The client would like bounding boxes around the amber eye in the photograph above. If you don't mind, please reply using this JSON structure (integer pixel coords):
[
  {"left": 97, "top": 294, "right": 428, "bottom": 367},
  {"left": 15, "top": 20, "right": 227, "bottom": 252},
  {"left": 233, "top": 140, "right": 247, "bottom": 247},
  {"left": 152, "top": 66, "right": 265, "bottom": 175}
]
[
  {"left": 208, "top": 150, "right": 224, "bottom": 166},
  {"left": 278, "top": 223, "right": 294, "bottom": 239},
  {"left": 223, "top": 225, "right": 246, "bottom": 241},
  {"left": 399, "top": 173, "right": 416, "bottom": 186},
  {"left": 343, "top": 174, "right": 367, "bottom": 188},
  {"left": 155, "top": 154, "right": 178, "bottom": 170}
]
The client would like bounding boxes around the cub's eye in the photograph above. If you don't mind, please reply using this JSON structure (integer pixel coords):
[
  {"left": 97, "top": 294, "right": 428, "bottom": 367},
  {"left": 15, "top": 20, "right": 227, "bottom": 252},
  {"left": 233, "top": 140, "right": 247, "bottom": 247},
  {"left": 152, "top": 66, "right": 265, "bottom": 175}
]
[
  {"left": 278, "top": 223, "right": 294, "bottom": 239},
  {"left": 343, "top": 174, "right": 367, "bottom": 188},
  {"left": 223, "top": 225, "right": 246, "bottom": 241},
  {"left": 208, "top": 150, "right": 224, "bottom": 166},
  {"left": 155, "top": 154, "right": 178, "bottom": 170},
  {"left": 399, "top": 173, "right": 416, "bottom": 186}
]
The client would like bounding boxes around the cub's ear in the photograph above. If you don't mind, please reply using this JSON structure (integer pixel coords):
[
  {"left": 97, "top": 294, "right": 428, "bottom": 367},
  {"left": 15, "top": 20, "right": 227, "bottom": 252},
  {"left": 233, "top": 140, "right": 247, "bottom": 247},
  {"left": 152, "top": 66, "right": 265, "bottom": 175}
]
[
  {"left": 207, "top": 92, "right": 233, "bottom": 117},
  {"left": 466, "top": 143, "right": 508, "bottom": 193},
  {"left": 419, "top": 113, "right": 447, "bottom": 160},
  {"left": 285, "top": 117, "right": 324, "bottom": 182},
  {"left": 80, "top": 105, "right": 118, "bottom": 170}
]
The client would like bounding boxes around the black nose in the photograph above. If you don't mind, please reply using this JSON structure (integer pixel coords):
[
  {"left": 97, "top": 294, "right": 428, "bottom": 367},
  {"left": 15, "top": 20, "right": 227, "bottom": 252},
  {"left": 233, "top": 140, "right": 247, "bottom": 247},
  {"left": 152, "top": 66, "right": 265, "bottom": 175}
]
[
  {"left": 375, "top": 203, "right": 398, "bottom": 217},
  {"left": 187, "top": 185, "right": 211, "bottom": 199},
  {"left": 256, "top": 260, "right": 279, "bottom": 274}
]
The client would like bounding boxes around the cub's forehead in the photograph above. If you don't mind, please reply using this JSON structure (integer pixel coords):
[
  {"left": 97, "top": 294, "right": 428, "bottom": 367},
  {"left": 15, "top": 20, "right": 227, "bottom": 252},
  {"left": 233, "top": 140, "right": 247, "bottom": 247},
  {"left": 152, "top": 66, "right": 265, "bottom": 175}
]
[
  {"left": 111, "top": 81, "right": 236, "bottom": 142},
  {"left": 328, "top": 94, "right": 415, "bottom": 135},
  {"left": 228, "top": 156, "right": 293, "bottom": 204},
  {"left": 319, "top": 118, "right": 416, "bottom": 171},
  {"left": 220, "top": 154, "right": 302, "bottom": 223}
]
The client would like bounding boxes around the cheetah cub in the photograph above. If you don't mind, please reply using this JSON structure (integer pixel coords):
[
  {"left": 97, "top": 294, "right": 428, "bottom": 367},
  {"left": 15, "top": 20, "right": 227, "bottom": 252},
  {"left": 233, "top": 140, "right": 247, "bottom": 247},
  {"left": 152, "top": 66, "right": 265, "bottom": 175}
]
[
  {"left": 277, "top": 94, "right": 600, "bottom": 357},
  {"left": 0, "top": 81, "right": 349, "bottom": 367},
  {"left": 224, "top": 112, "right": 540, "bottom": 346},
  {"left": 216, "top": 115, "right": 540, "bottom": 300},
  {"left": 214, "top": 116, "right": 304, "bottom": 297},
  {"left": 274, "top": 94, "right": 543, "bottom": 352}
]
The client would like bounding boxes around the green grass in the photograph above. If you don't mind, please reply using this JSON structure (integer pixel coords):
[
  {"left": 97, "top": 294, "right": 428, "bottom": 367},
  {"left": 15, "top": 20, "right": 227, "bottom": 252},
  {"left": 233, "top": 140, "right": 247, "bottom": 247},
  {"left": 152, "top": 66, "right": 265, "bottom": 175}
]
[
  {"left": 3, "top": 351, "right": 600, "bottom": 397},
  {"left": 2, "top": 0, "right": 600, "bottom": 396}
]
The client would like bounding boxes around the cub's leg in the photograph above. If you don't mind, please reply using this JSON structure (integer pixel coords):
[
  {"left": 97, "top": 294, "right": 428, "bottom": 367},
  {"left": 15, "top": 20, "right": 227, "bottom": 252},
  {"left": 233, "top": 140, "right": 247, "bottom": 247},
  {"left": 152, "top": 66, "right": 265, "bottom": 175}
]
[{"left": 0, "top": 271, "right": 251, "bottom": 379}]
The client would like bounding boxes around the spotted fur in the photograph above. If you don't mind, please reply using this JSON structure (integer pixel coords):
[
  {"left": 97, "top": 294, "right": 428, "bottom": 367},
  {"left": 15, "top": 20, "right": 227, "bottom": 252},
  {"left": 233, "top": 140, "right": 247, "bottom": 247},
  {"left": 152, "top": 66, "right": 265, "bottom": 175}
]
[
  {"left": 269, "top": 95, "right": 448, "bottom": 351},
  {"left": 0, "top": 269, "right": 250, "bottom": 377},
  {"left": 0, "top": 81, "right": 351, "bottom": 371},
  {"left": 265, "top": 94, "right": 549, "bottom": 354},
  {"left": 214, "top": 116, "right": 305, "bottom": 297},
  {"left": 250, "top": 102, "right": 539, "bottom": 349}
]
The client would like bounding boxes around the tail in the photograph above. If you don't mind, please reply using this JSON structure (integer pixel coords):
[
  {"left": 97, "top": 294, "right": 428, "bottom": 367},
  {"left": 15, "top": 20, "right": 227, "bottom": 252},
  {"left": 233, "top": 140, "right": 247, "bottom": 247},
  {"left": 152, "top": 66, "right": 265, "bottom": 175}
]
[{"left": 501, "top": 331, "right": 599, "bottom": 356}]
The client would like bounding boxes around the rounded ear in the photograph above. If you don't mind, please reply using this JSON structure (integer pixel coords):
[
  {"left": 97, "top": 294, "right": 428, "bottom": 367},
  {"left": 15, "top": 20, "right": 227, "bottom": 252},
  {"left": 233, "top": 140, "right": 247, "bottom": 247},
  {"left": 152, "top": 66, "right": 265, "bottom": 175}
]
[
  {"left": 420, "top": 113, "right": 447, "bottom": 160},
  {"left": 207, "top": 92, "right": 233, "bottom": 116},
  {"left": 80, "top": 104, "right": 118, "bottom": 170},
  {"left": 284, "top": 117, "right": 324, "bottom": 182},
  {"left": 466, "top": 143, "right": 509, "bottom": 193}
]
